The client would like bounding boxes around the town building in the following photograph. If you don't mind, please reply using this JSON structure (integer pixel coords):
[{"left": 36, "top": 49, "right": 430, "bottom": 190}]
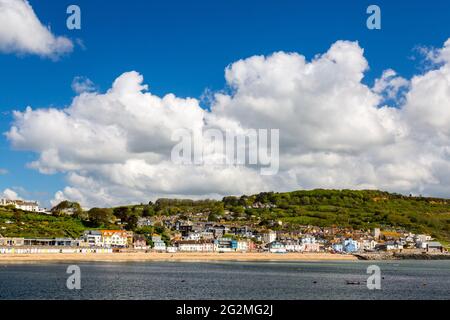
[
  {"left": 137, "top": 217, "right": 153, "bottom": 227},
  {"left": 262, "top": 231, "right": 277, "bottom": 244},
  {"left": 300, "top": 236, "right": 321, "bottom": 252},
  {"left": 200, "top": 231, "right": 215, "bottom": 240},
  {"left": 23, "top": 238, "right": 83, "bottom": 247},
  {"left": 176, "top": 240, "right": 214, "bottom": 252},
  {"left": 185, "top": 232, "right": 201, "bottom": 241},
  {"left": 425, "top": 241, "right": 444, "bottom": 253},
  {"left": 84, "top": 230, "right": 102, "bottom": 247},
  {"left": 236, "top": 240, "right": 251, "bottom": 252},
  {"left": 0, "top": 237, "right": 25, "bottom": 246},
  {"left": 360, "top": 239, "right": 377, "bottom": 251},
  {"left": 0, "top": 198, "right": 41, "bottom": 212},
  {"left": 283, "top": 240, "right": 302, "bottom": 252},
  {"left": 372, "top": 228, "right": 381, "bottom": 240},
  {"left": 133, "top": 235, "right": 147, "bottom": 249},
  {"left": 343, "top": 238, "right": 360, "bottom": 253},
  {"left": 332, "top": 243, "right": 344, "bottom": 252},
  {"left": 214, "top": 237, "right": 237, "bottom": 252},
  {"left": 415, "top": 234, "right": 433, "bottom": 249},
  {"left": 268, "top": 241, "right": 287, "bottom": 253},
  {"left": 152, "top": 235, "right": 167, "bottom": 251},
  {"left": 375, "top": 241, "right": 403, "bottom": 251},
  {"left": 209, "top": 225, "right": 228, "bottom": 238},
  {"left": 99, "top": 230, "right": 128, "bottom": 248}
]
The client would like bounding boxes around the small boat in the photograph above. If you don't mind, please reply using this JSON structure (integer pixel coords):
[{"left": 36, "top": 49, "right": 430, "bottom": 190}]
[{"left": 345, "top": 280, "right": 361, "bottom": 285}]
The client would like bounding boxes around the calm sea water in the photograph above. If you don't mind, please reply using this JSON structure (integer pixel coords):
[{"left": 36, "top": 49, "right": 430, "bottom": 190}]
[{"left": 0, "top": 260, "right": 449, "bottom": 299}]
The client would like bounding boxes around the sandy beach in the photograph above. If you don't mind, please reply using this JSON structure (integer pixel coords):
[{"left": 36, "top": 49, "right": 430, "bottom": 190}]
[{"left": 0, "top": 252, "right": 358, "bottom": 263}]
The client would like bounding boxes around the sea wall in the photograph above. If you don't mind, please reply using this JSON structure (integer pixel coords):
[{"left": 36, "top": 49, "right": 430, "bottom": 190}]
[
  {"left": 355, "top": 252, "right": 450, "bottom": 260},
  {"left": 0, "top": 247, "right": 113, "bottom": 254}
]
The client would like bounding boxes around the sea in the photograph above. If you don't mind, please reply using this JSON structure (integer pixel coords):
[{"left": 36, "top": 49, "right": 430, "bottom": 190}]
[{"left": 0, "top": 260, "right": 448, "bottom": 299}]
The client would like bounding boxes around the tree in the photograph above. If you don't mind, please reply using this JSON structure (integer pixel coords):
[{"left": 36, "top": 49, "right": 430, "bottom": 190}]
[
  {"left": 113, "top": 206, "right": 131, "bottom": 220},
  {"left": 88, "top": 208, "right": 113, "bottom": 227},
  {"left": 50, "top": 200, "right": 82, "bottom": 216},
  {"left": 13, "top": 210, "right": 22, "bottom": 223},
  {"left": 211, "top": 204, "right": 224, "bottom": 216},
  {"left": 125, "top": 214, "right": 139, "bottom": 231},
  {"left": 142, "top": 205, "right": 154, "bottom": 217},
  {"left": 208, "top": 212, "right": 219, "bottom": 222}
]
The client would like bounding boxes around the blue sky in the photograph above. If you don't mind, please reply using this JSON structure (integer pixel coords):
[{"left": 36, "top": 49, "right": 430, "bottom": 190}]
[{"left": 0, "top": 0, "right": 450, "bottom": 207}]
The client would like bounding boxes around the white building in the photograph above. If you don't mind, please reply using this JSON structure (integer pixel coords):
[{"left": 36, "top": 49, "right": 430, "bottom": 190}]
[
  {"left": 0, "top": 199, "right": 40, "bottom": 212},
  {"left": 262, "top": 231, "right": 277, "bottom": 244},
  {"left": 185, "top": 232, "right": 201, "bottom": 241},
  {"left": 415, "top": 234, "right": 432, "bottom": 248},
  {"left": 301, "top": 236, "right": 317, "bottom": 244},
  {"left": 200, "top": 231, "right": 215, "bottom": 240},
  {"left": 177, "top": 240, "right": 214, "bottom": 252},
  {"left": 100, "top": 230, "right": 128, "bottom": 248},
  {"left": 268, "top": 241, "right": 287, "bottom": 253},
  {"left": 84, "top": 230, "right": 102, "bottom": 247},
  {"left": 166, "top": 246, "right": 178, "bottom": 253},
  {"left": 137, "top": 217, "right": 153, "bottom": 227},
  {"left": 152, "top": 235, "right": 167, "bottom": 251},
  {"left": 283, "top": 241, "right": 303, "bottom": 252},
  {"left": 237, "top": 240, "right": 250, "bottom": 252},
  {"left": 360, "top": 239, "right": 377, "bottom": 251},
  {"left": 372, "top": 228, "right": 381, "bottom": 239}
]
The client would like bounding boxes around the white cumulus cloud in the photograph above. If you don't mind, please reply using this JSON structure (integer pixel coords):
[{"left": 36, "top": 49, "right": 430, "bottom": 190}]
[
  {"left": 1, "top": 188, "right": 21, "bottom": 200},
  {"left": 0, "top": 0, "right": 73, "bottom": 58},
  {"left": 6, "top": 39, "right": 450, "bottom": 207}
]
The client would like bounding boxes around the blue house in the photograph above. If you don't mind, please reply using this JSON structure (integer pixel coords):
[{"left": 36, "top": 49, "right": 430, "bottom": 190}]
[
  {"left": 343, "top": 238, "right": 359, "bottom": 253},
  {"left": 214, "top": 238, "right": 237, "bottom": 252}
]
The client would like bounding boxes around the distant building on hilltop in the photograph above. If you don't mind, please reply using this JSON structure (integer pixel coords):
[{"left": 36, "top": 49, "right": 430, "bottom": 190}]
[{"left": 0, "top": 198, "right": 41, "bottom": 212}]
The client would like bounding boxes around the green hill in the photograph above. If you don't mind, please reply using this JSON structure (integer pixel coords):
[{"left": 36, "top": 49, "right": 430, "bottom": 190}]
[
  {"left": 0, "top": 206, "right": 87, "bottom": 238},
  {"left": 232, "top": 189, "right": 450, "bottom": 244}
]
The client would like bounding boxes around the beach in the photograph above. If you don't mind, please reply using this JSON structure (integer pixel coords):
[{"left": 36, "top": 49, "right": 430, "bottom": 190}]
[{"left": 0, "top": 252, "right": 358, "bottom": 263}]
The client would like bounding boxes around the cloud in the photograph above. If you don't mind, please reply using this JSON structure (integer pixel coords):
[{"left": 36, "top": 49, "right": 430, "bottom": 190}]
[
  {"left": 1, "top": 188, "right": 21, "bottom": 200},
  {"left": 0, "top": 168, "right": 8, "bottom": 175},
  {"left": 71, "top": 76, "right": 97, "bottom": 94},
  {"left": 6, "top": 39, "right": 450, "bottom": 207},
  {"left": 373, "top": 69, "right": 409, "bottom": 103},
  {"left": 211, "top": 41, "right": 399, "bottom": 154},
  {"left": 0, "top": 0, "right": 73, "bottom": 58}
]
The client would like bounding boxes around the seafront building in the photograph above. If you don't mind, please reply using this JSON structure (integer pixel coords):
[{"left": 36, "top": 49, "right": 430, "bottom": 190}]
[
  {"left": 176, "top": 240, "right": 214, "bottom": 252},
  {"left": 99, "top": 230, "right": 128, "bottom": 248},
  {"left": 152, "top": 235, "right": 167, "bottom": 251},
  {"left": 84, "top": 230, "right": 102, "bottom": 246}
]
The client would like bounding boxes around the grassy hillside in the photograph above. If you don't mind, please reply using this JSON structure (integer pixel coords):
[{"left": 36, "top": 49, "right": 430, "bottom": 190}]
[{"left": 0, "top": 207, "right": 88, "bottom": 238}]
